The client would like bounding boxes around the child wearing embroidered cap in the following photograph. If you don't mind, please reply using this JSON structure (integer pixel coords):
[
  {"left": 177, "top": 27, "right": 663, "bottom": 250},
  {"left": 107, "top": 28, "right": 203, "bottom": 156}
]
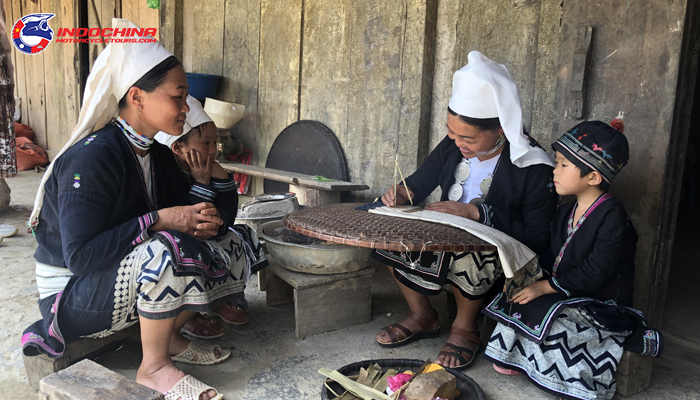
[
  {"left": 155, "top": 96, "right": 268, "bottom": 339},
  {"left": 483, "top": 120, "right": 664, "bottom": 400}
]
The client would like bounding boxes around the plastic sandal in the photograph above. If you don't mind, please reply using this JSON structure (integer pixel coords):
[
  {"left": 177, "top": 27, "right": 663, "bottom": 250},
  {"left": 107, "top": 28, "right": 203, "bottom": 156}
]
[
  {"left": 493, "top": 363, "right": 521, "bottom": 375},
  {"left": 208, "top": 303, "right": 248, "bottom": 325},
  {"left": 181, "top": 314, "right": 225, "bottom": 340},
  {"left": 376, "top": 310, "right": 440, "bottom": 348},
  {"left": 171, "top": 341, "right": 231, "bottom": 366},
  {"left": 164, "top": 374, "right": 224, "bottom": 400},
  {"left": 437, "top": 327, "right": 482, "bottom": 370}
]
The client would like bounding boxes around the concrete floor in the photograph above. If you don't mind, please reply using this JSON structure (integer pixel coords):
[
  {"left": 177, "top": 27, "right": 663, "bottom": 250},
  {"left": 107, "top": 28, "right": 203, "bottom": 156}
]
[{"left": 1, "top": 170, "right": 700, "bottom": 400}]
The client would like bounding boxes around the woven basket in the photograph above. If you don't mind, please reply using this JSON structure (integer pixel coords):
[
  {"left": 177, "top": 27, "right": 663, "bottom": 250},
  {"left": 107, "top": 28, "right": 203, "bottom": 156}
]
[{"left": 320, "top": 358, "right": 485, "bottom": 400}]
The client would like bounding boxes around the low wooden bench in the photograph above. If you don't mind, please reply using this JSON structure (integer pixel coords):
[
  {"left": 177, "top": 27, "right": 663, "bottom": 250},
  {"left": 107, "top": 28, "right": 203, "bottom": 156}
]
[
  {"left": 265, "top": 260, "right": 375, "bottom": 338},
  {"left": 24, "top": 324, "right": 141, "bottom": 390},
  {"left": 39, "top": 359, "right": 161, "bottom": 400}
]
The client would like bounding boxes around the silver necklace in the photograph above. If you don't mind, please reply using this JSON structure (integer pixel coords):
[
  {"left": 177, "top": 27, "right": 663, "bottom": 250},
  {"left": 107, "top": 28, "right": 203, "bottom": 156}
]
[
  {"left": 447, "top": 135, "right": 505, "bottom": 202},
  {"left": 447, "top": 159, "right": 471, "bottom": 201}
]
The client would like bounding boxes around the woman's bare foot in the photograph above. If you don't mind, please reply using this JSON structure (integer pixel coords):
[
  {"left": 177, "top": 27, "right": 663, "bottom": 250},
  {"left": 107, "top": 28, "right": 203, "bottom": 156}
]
[{"left": 136, "top": 360, "right": 217, "bottom": 400}]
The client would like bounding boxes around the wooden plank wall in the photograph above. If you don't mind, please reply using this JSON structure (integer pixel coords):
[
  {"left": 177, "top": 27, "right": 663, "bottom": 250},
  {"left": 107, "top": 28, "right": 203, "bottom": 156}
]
[
  {"left": 3, "top": 0, "right": 80, "bottom": 156},
  {"left": 551, "top": 0, "right": 687, "bottom": 328},
  {"left": 176, "top": 0, "right": 437, "bottom": 199},
  {"left": 425, "top": 0, "right": 562, "bottom": 204},
  {"left": 2, "top": 0, "right": 159, "bottom": 157},
  {"left": 44, "top": 0, "right": 80, "bottom": 158}
]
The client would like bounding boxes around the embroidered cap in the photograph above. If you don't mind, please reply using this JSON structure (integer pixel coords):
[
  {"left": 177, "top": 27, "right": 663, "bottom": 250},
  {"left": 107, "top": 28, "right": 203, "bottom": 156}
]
[
  {"left": 448, "top": 51, "right": 553, "bottom": 168},
  {"left": 552, "top": 120, "right": 629, "bottom": 183},
  {"left": 155, "top": 95, "right": 213, "bottom": 148}
]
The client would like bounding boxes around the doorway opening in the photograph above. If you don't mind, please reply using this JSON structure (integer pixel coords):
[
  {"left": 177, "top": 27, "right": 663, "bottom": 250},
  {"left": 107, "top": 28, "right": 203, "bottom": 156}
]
[{"left": 662, "top": 1, "right": 700, "bottom": 363}]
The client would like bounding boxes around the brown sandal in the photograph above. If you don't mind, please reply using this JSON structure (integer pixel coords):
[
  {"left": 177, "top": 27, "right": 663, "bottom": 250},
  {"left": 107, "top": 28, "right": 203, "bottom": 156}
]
[
  {"left": 437, "top": 327, "right": 482, "bottom": 370},
  {"left": 376, "top": 310, "right": 440, "bottom": 348}
]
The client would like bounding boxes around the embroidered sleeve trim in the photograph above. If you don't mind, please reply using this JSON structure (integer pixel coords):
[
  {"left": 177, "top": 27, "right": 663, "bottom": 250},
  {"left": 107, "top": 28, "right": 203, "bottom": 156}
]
[
  {"left": 477, "top": 204, "right": 493, "bottom": 227},
  {"left": 190, "top": 183, "right": 217, "bottom": 202},
  {"left": 210, "top": 175, "right": 237, "bottom": 192},
  {"left": 550, "top": 276, "right": 571, "bottom": 297},
  {"left": 133, "top": 211, "right": 159, "bottom": 246}
]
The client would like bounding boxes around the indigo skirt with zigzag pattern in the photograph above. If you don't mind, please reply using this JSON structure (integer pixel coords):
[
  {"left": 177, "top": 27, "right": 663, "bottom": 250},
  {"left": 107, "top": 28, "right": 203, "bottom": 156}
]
[
  {"left": 484, "top": 307, "right": 627, "bottom": 400},
  {"left": 372, "top": 249, "right": 503, "bottom": 300},
  {"left": 22, "top": 230, "right": 255, "bottom": 358}
]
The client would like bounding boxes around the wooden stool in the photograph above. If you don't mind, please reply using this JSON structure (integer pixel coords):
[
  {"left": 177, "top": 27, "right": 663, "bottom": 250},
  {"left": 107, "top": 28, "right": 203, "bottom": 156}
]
[
  {"left": 24, "top": 324, "right": 141, "bottom": 390},
  {"left": 39, "top": 359, "right": 161, "bottom": 400},
  {"left": 265, "top": 261, "right": 375, "bottom": 338}
]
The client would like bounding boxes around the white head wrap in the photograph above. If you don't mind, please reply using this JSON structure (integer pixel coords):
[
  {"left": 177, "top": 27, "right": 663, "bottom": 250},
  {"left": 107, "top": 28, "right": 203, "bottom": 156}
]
[
  {"left": 30, "top": 18, "right": 174, "bottom": 227},
  {"left": 448, "top": 51, "right": 554, "bottom": 168},
  {"left": 154, "top": 95, "right": 213, "bottom": 148}
]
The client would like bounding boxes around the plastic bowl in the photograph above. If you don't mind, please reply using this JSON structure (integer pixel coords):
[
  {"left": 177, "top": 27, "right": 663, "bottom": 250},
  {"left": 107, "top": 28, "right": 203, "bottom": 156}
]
[{"left": 186, "top": 73, "right": 222, "bottom": 102}]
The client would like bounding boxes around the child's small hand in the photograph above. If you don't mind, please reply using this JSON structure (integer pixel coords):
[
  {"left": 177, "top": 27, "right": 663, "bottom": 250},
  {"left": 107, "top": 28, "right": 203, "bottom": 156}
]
[
  {"left": 186, "top": 149, "right": 212, "bottom": 185},
  {"left": 510, "top": 280, "right": 556, "bottom": 305}
]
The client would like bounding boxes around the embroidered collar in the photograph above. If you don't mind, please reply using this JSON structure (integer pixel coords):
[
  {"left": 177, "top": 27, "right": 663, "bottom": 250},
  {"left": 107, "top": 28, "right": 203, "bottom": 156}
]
[{"left": 114, "top": 116, "right": 154, "bottom": 151}]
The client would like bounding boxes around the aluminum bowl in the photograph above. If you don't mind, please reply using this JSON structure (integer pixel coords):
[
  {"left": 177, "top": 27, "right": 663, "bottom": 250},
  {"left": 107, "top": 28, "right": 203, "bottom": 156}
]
[{"left": 257, "top": 220, "right": 372, "bottom": 275}]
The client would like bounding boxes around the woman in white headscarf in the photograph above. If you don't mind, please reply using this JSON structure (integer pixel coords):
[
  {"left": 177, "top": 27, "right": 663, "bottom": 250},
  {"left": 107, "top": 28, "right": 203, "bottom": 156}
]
[
  {"left": 374, "top": 51, "right": 558, "bottom": 370},
  {"left": 22, "top": 19, "right": 247, "bottom": 400}
]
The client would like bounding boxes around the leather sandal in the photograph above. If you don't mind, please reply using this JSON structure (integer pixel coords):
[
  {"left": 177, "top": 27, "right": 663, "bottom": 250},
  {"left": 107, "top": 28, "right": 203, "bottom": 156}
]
[
  {"left": 437, "top": 327, "right": 482, "bottom": 370},
  {"left": 376, "top": 310, "right": 440, "bottom": 348}
]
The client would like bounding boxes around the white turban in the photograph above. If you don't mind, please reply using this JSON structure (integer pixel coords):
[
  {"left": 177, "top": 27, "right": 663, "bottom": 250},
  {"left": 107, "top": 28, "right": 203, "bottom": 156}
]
[
  {"left": 30, "top": 18, "right": 174, "bottom": 227},
  {"left": 448, "top": 51, "right": 554, "bottom": 168},
  {"left": 154, "top": 95, "right": 213, "bottom": 148}
]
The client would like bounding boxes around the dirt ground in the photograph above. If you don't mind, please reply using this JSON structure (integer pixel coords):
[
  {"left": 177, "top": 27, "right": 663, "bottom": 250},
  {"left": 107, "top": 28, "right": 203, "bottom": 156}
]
[{"left": 1, "top": 170, "right": 700, "bottom": 400}]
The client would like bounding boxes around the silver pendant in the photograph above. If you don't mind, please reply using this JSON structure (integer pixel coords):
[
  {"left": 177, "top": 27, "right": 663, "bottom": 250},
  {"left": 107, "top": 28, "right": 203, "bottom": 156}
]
[
  {"left": 448, "top": 183, "right": 463, "bottom": 201},
  {"left": 454, "top": 160, "right": 471, "bottom": 182},
  {"left": 470, "top": 197, "right": 485, "bottom": 205},
  {"left": 480, "top": 175, "right": 493, "bottom": 196}
]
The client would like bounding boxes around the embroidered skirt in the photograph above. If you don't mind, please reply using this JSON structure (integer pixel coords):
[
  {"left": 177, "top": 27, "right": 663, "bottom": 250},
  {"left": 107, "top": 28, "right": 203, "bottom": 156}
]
[
  {"left": 22, "top": 229, "right": 266, "bottom": 357},
  {"left": 372, "top": 249, "right": 503, "bottom": 299},
  {"left": 484, "top": 307, "right": 627, "bottom": 400}
]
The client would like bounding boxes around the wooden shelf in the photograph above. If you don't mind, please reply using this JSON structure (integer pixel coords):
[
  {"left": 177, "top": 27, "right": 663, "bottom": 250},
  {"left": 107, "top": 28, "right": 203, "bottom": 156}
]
[{"left": 220, "top": 162, "right": 369, "bottom": 192}]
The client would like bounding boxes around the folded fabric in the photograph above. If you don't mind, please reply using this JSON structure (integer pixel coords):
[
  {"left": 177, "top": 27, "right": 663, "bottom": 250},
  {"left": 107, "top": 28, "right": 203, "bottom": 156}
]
[{"left": 369, "top": 206, "right": 535, "bottom": 278}]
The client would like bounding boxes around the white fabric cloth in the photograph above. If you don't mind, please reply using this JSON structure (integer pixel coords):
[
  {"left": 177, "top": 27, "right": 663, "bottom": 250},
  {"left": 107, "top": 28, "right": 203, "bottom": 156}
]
[
  {"left": 30, "top": 19, "right": 173, "bottom": 226},
  {"left": 448, "top": 51, "right": 554, "bottom": 169},
  {"left": 155, "top": 95, "right": 213, "bottom": 148},
  {"left": 458, "top": 154, "right": 500, "bottom": 204},
  {"left": 369, "top": 206, "right": 537, "bottom": 278},
  {"left": 35, "top": 262, "right": 74, "bottom": 299}
]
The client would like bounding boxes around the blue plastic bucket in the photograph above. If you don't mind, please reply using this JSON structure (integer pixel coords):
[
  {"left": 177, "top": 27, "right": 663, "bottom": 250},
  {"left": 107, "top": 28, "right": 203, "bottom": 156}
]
[{"left": 186, "top": 73, "right": 222, "bottom": 102}]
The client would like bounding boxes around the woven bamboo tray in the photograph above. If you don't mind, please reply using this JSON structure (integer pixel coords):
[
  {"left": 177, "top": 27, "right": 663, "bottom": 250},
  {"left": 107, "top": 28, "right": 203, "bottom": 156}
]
[
  {"left": 284, "top": 203, "right": 496, "bottom": 252},
  {"left": 320, "top": 358, "right": 485, "bottom": 400}
]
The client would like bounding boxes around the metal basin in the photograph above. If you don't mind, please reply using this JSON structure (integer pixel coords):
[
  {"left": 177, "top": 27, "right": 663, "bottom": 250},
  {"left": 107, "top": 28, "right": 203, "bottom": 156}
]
[{"left": 257, "top": 220, "right": 372, "bottom": 275}]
